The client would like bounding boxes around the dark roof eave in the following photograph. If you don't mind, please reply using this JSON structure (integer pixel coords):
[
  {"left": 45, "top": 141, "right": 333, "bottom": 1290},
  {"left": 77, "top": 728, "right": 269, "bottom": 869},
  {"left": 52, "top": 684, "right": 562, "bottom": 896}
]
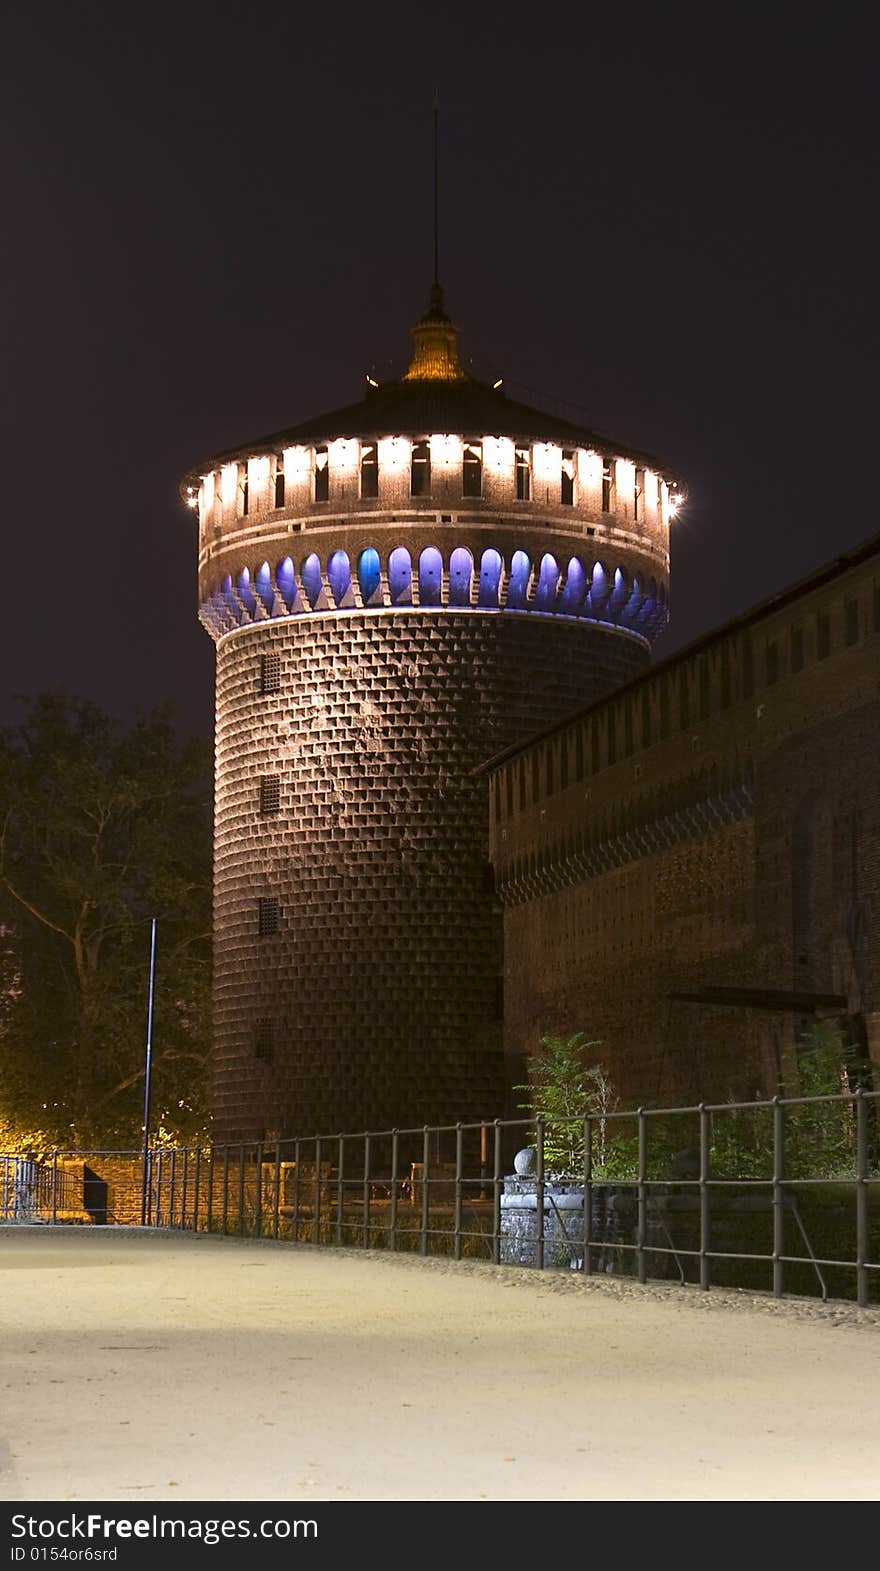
[{"left": 180, "top": 377, "right": 677, "bottom": 494}]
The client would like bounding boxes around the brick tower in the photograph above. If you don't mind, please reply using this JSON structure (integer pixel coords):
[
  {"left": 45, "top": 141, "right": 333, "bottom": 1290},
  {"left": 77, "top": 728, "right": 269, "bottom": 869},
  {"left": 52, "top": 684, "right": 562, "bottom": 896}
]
[{"left": 182, "top": 286, "right": 678, "bottom": 1141}]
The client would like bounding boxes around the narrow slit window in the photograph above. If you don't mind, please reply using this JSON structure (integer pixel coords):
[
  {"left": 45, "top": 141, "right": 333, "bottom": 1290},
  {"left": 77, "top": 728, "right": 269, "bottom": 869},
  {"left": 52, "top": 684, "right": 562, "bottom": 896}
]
[
  {"left": 602, "top": 460, "right": 615, "bottom": 513},
  {"left": 463, "top": 440, "right": 482, "bottom": 497},
  {"left": 561, "top": 450, "right": 575, "bottom": 506},
  {"left": 360, "top": 443, "right": 379, "bottom": 499},
  {"left": 254, "top": 1017, "right": 275, "bottom": 1063},
  {"left": 844, "top": 598, "right": 859, "bottom": 646},
  {"left": 411, "top": 440, "right": 431, "bottom": 497},
  {"left": 314, "top": 446, "right": 329, "bottom": 502},
  {"left": 258, "top": 897, "right": 279, "bottom": 937},
  {"left": 260, "top": 652, "right": 281, "bottom": 695},
  {"left": 259, "top": 775, "right": 281, "bottom": 815},
  {"left": 634, "top": 468, "right": 643, "bottom": 522},
  {"left": 241, "top": 471, "right": 249, "bottom": 516},
  {"left": 515, "top": 447, "right": 531, "bottom": 501},
  {"left": 274, "top": 458, "right": 285, "bottom": 509}
]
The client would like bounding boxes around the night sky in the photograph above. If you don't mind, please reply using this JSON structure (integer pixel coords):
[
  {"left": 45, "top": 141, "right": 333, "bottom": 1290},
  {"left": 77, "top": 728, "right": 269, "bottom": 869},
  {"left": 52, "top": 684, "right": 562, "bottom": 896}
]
[{"left": 3, "top": 4, "right": 877, "bottom": 740}]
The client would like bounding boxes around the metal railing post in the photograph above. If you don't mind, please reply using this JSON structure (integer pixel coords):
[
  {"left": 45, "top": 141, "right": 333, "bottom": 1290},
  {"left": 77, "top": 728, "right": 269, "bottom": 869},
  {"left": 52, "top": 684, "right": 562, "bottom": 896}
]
[
  {"left": 221, "top": 1146, "right": 229, "bottom": 1236},
  {"left": 492, "top": 1121, "right": 502, "bottom": 1266},
  {"left": 180, "top": 1149, "right": 189, "bottom": 1231},
  {"left": 169, "top": 1149, "right": 177, "bottom": 1229},
  {"left": 51, "top": 1151, "right": 58, "bottom": 1227},
  {"left": 192, "top": 1148, "right": 201, "bottom": 1232},
  {"left": 390, "top": 1131, "right": 399, "bottom": 1252},
  {"left": 856, "top": 1090, "right": 868, "bottom": 1309},
  {"left": 336, "top": 1136, "right": 345, "bottom": 1247},
  {"left": 155, "top": 1151, "right": 164, "bottom": 1227},
  {"left": 582, "top": 1116, "right": 592, "bottom": 1275},
  {"left": 272, "top": 1144, "right": 282, "bottom": 1241},
  {"left": 453, "top": 1123, "right": 463, "bottom": 1262},
  {"left": 536, "top": 1116, "right": 545, "bottom": 1271},
  {"left": 255, "top": 1141, "right": 264, "bottom": 1238},
  {"left": 237, "top": 1144, "right": 246, "bottom": 1237},
  {"left": 314, "top": 1137, "right": 322, "bottom": 1245},
  {"left": 362, "top": 1134, "right": 371, "bottom": 1249},
  {"left": 699, "top": 1103, "right": 710, "bottom": 1291},
  {"left": 420, "top": 1127, "right": 430, "bottom": 1256},
  {"left": 772, "top": 1096, "right": 784, "bottom": 1299},
  {"left": 637, "top": 1109, "right": 647, "bottom": 1285},
  {"left": 293, "top": 1138, "right": 301, "bottom": 1241},
  {"left": 206, "top": 1147, "right": 215, "bottom": 1234}
]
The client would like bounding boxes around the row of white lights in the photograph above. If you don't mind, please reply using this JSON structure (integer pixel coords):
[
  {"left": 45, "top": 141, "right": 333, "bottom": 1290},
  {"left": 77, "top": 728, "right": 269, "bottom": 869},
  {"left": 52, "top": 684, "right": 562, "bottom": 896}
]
[{"left": 186, "top": 440, "right": 682, "bottom": 515}]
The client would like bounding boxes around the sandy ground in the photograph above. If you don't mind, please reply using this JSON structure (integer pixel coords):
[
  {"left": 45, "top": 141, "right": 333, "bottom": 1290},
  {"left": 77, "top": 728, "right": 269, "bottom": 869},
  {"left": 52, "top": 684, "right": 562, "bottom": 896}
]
[{"left": 1, "top": 1227, "right": 879, "bottom": 1503}]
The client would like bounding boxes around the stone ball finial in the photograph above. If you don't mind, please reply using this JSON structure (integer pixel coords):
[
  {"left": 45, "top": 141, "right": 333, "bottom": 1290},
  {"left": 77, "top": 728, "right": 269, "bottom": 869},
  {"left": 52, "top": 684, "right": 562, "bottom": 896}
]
[{"left": 513, "top": 1146, "right": 538, "bottom": 1176}]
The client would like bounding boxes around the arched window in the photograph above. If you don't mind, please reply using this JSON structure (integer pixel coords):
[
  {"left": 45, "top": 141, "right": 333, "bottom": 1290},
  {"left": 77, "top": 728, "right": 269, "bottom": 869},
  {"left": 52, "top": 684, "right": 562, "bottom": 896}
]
[{"left": 360, "top": 443, "right": 379, "bottom": 498}]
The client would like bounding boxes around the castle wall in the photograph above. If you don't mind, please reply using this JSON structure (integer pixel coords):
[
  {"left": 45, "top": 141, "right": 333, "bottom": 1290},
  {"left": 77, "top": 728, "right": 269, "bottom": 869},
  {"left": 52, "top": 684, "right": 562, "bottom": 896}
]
[{"left": 488, "top": 539, "right": 880, "bottom": 1107}]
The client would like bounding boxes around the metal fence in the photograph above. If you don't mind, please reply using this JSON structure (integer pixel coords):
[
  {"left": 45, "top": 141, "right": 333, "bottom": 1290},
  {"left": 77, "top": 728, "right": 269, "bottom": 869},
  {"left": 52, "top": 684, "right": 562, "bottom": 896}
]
[{"left": 3, "top": 1088, "right": 879, "bottom": 1307}]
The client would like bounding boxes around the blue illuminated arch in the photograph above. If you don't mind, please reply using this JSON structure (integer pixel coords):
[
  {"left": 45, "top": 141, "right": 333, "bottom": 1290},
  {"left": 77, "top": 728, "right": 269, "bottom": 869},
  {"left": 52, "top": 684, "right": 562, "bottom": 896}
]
[
  {"left": 478, "top": 548, "right": 503, "bottom": 608},
  {"left": 449, "top": 547, "right": 473, "bottom": 606},
  {"left": 419, "top": 547, "right": 443, "bottom": 606},
  {"left": 358, "top": 547, "right": 382, "bottom": 605},
  {"left": 388, "top": 547, "right": 412, "bottom": 605},
  {"left": 506, "top": 550, "right": 531, "bottom": 610}
]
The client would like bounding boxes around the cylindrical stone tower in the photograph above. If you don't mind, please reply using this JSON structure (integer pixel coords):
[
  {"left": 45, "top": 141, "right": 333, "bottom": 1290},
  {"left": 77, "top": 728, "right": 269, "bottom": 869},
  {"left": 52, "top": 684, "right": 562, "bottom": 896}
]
[{"left": 182, "top": 287, "right": 678, "bottom": 1142}]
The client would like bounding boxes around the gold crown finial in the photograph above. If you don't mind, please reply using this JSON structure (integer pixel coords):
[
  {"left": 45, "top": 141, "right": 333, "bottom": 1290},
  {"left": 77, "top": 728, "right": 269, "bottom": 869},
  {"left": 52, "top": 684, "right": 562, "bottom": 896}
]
[{"left": 403, "top": 284, "right": 467, "bottom": 382}]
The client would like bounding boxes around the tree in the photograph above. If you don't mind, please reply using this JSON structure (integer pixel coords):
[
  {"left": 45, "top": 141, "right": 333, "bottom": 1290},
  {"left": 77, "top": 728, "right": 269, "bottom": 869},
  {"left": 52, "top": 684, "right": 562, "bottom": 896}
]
[
  {"left": 0, "top": 694, "right": 212, "bottom": 1148},
  {"left": 516, "top": 1031, "right": 620, "bottom": 1174}
]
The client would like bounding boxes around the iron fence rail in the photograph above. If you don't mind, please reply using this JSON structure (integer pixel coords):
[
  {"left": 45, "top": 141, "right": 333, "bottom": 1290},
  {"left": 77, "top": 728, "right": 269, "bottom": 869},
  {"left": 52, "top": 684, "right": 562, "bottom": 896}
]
[{"left": 2, "top": 1088, "right": 878, "bottom": 1307}]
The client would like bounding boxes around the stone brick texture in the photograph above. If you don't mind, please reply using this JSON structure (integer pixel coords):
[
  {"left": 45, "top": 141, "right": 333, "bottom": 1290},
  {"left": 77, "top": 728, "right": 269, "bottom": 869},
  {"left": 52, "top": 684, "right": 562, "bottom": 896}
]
[
  {"left": 489, "top": 538, "right": 880, "bottom": 1109},
  {"left": 213, "top": 611, "right": 648, "bottom": 1141}
]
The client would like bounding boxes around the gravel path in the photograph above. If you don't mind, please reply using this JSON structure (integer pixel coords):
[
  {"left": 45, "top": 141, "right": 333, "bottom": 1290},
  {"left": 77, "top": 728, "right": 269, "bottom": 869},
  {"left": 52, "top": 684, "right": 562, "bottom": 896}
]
[{"left": 2, "top": 1227, "right": 878, "bottom": 1502}]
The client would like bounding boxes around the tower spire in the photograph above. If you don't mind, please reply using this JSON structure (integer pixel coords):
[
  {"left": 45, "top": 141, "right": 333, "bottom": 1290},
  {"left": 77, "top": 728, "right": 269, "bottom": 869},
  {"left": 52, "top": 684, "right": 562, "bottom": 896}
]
[
  {"left": 433, "top": 89, "right": 440, "bottom": 291},
  {"left": 403, "top": 94, "right": 466, "bottom": 381}
]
